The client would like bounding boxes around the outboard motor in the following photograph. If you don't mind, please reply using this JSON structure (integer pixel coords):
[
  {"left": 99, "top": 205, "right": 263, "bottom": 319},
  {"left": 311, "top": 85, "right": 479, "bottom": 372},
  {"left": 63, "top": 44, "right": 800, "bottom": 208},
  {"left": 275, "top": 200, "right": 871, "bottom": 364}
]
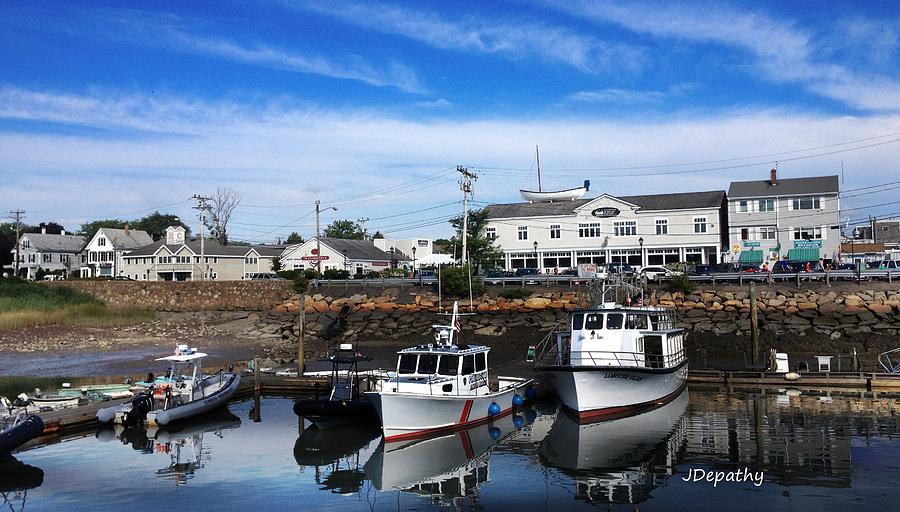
[
  {"left": 119, "top": 394, "right": 152, "bottom": 427},
  {"left": 583, "top": 179, "right": 590, "bottom": 191},
  {"left": 0, "top": 415, "right": 44, "bottom": 455}
]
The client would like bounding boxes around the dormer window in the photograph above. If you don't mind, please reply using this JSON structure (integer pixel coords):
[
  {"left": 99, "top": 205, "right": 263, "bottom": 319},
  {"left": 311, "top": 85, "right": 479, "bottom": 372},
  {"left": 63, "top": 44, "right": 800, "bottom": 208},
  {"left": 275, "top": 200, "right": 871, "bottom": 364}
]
[{"left": 98, "top": 238, "right": 106, "bottom": 246}]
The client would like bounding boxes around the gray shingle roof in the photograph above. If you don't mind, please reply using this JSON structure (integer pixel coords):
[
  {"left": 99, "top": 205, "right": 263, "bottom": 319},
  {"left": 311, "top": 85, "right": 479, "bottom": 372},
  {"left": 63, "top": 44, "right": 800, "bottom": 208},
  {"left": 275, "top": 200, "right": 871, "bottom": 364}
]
[
  {"left": 19, "top": 233, "right": 85, "bottom": 253},
  {"left": 124, "top": 239, "right": 281, "bottom": 258},
  {"left": 728, "top": 175, "right": 839, "bottom": 198},
  {"left": 319, "top": 238, "right": 410, "bottom": 261},
  {"left": 484, "top": 190, "right": 725, "bottom": 219},
  {"left": 98, "top": 228, "right": 154, "bottom": 249}
]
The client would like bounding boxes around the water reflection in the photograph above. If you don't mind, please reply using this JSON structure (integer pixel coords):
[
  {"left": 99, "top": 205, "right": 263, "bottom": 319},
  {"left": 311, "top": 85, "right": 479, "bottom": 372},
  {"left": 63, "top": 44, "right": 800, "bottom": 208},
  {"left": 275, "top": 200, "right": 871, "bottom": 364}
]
[
  {"left": 540, "top": 390, "right": 689, "bottom": 505},
  {"left": 293, "top": 423, "right": 381, "bottom": 494},
  {"left": 95, "top": 410, "right": 241, "bottom": 486},
  {"left": 0, "top": 454, "right": 43, "bottom": 511}
]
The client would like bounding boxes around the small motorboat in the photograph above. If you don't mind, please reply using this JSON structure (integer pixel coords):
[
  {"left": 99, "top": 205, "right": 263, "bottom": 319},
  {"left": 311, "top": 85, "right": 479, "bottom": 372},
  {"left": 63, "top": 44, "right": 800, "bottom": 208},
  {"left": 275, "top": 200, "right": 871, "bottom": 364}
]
[
  {"left": 364, "top": 302, "right": 534, "bottom": 442},
  {"left": 21, "top": 390, "right": 80, "bottom": 411},
  {"left": 96, "top": 344, "right": 240, "bottom": 427},
  {"left": 57, "top": 382, "right": 133, "bottom": 400},
  {"left": 520, "top": 180, "right": 590, "bottom": 203},
  {"left": 293, "top": 342, "right": 379, "bottom": 428},
  {"left": 0, "top": 398, "right": 45, "bottom": 455}
]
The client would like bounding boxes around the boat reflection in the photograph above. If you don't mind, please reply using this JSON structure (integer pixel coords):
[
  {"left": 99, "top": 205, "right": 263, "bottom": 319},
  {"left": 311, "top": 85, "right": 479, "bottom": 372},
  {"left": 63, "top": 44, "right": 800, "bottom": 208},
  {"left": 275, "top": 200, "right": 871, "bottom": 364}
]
[
  {"left": 365, "top": 410, "right": 530, "bottom": 507},
  {"left": 95, "top": 410, "right": 241, "bottom": 486},
  {"left": 0, "top": 454, "right": 43, "bottom": 511},
  {"left": 293, "top": 422, "right": 381, "bottom": 494},
  {"left": 540, "top": 389, "right": 689, "bottom": 505}
]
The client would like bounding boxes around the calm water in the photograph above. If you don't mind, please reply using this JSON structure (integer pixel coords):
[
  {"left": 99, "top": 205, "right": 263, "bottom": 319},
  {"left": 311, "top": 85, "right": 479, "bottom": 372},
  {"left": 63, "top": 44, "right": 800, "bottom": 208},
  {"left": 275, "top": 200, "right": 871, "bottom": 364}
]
[{"left": 4, "top": 389, "right": 900, "bottom": 511}]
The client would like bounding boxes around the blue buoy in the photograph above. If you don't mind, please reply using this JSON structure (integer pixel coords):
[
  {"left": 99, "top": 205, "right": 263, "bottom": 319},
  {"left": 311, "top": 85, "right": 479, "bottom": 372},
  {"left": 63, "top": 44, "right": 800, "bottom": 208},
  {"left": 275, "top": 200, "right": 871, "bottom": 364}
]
[
  {"left": 524, "top": 386, "right": 537, "bottom": 400},
  {"left": 513, "top": 414, "right": 525, "bottom": 429},
  {"left": 489, "top": 427, "right": 502, "bottom": 440},
  {"left": 524, "top": 408, "right": 537, "bottom": 424},
  {"left": 488, "top": 402, "right": 501, "bottom": 416},
  {"left": 512, "top": 394, "right": 524, "bottom": 407}
]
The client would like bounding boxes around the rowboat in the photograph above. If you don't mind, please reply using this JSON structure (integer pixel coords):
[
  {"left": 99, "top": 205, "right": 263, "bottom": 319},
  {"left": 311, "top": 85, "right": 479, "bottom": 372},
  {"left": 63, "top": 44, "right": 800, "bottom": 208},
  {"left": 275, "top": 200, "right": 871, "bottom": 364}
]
[{"left": 520, "top": 180, "right": 590, "bottom": 203}]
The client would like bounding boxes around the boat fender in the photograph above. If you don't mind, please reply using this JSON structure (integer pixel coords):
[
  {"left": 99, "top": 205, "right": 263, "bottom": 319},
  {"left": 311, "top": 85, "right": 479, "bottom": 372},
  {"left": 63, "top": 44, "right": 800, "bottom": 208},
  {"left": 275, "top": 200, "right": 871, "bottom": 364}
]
[
  {"left": 784, "top": 372, "right": 801, "bottom": 381},
  {"left": 512, "top": 394, "right": 524, "bottom": 407},
  {"left": 512, "top": 415, "right": 525, "bottom": 429},
  {"left": 488, "top": 403, "right": 501, "bottom": 416},
  {"left": 524, "top": 408, "right": 537, "bottom": 424},
  {"left": 524, "top": 386, "right": 537, "bottom": 400},
  {"left": 489, "top": 427, "right": 502, "bottom": 440}
]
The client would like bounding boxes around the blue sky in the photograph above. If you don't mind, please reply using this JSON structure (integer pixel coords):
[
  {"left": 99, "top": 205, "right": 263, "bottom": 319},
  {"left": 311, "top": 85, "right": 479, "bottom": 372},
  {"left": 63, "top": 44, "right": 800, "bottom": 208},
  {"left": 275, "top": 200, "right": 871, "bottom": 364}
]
[{"left": 1, "top": 1, "right": 899, "bottom": 241}]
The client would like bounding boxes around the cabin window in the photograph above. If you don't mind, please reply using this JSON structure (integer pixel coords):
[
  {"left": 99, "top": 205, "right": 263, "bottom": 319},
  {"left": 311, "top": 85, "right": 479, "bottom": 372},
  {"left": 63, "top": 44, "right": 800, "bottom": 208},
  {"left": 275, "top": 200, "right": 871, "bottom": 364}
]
[
  {"left": 606, "top": 313, "right": 624, "bottom": 329},
  {"left": 572, "top": 313, "right": 584, "bottom": 330},
  {"left": 418, "top": 354, "right": 439, "bottom": 374},
  {"left": 462, "top": 355, "right": 475, "bottom": 375},
  {"left": 438, "top": 355, "right": 459, "bottom": 376},
  {"left": 626, "top": 314, "right": 649, "bottom": 329},
  {"left": 584, "top": 314, "right": 603, "bottom": 330},
  {"left": 475, "top": 352, "right": 486, "bottom": 372},
  {"left": 398, "top": 354, "right": 418, "bottom": 374}
]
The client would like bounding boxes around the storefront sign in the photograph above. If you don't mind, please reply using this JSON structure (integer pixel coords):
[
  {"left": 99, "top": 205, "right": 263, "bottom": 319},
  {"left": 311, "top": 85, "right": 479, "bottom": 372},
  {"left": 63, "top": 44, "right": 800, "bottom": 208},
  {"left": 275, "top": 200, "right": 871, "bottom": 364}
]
[
  {"left": 371, "top": 261, "right": 388, "bottom": 267},
  {"left": 743, "top": 242, "right": 760, "bottom": 247},
  {"left": 793, "top": 240, "right": 822, "bottom": 249},
  {"left": 591, "top": 207, "right": 620, "bottom": 218},
  {"left": 300, "top": 255, "right": 329, "bottom": 261}
]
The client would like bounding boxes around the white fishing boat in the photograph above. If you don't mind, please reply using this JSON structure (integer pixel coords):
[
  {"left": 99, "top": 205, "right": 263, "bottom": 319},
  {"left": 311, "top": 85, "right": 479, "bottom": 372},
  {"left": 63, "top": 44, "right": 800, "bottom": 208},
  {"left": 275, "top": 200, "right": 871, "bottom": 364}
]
[
  {"left": 534, "top": 278, "right": 687, "bottom": 421},
  {"left": 96, "top": 345, "right": 240, "bottom": 427},
  {"left": 364, "top": 302, "right": 533, "bottom": 442}
]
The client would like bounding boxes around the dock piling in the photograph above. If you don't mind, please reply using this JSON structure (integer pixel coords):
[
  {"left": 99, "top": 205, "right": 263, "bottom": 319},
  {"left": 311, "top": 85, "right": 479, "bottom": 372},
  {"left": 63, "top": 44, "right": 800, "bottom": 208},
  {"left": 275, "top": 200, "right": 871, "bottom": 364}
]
[{"left": 750, "top": 282, "right": 760, "bottom": 368}]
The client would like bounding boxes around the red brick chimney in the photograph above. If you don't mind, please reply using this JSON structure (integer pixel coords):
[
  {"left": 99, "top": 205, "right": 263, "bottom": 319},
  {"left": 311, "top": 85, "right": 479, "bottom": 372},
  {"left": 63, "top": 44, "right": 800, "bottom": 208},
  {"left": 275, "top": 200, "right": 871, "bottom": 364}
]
[
  {"left": 124, "top": 223, "right": 130, "bottom": 236},
  {"left": 770, "top": 168, "right": 777, "bottom": 185}
]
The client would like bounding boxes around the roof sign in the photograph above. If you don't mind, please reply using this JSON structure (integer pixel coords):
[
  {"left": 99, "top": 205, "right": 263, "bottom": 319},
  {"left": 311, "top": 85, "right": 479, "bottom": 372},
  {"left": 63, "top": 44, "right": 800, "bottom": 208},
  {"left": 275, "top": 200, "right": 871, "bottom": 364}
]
[{"left": 591, "top": 207, "right": 620, "bottom": 218}]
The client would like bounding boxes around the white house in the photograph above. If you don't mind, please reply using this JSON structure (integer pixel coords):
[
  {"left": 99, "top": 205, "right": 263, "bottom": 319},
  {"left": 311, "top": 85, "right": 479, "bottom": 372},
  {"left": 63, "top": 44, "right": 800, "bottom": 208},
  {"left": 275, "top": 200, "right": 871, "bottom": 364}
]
[
  {"left": 280, "top": 237, "right": 408, "bottom": 276},
  {"left": 8, "top": 229, "right": 85, "bottom": 279},
  {"left": 484, "top": 190, "right": 728, "bottom": 271},
  {"left": 80, "top": 225, "right": 154, "bottom": 278}
]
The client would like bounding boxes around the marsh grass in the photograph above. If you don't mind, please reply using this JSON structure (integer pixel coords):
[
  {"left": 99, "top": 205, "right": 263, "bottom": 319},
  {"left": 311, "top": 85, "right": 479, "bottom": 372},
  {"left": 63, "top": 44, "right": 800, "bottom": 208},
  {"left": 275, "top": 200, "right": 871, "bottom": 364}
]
[{"left": 0, "top": 279, "right": 154, "bottom": 331}]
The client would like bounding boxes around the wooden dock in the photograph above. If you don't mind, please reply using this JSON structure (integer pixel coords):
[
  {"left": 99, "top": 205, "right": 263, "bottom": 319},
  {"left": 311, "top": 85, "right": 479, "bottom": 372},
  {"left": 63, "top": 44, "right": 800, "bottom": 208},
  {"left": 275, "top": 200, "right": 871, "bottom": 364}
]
[{"left": 688, "top": 369, "right": 900, "bottom": 391}]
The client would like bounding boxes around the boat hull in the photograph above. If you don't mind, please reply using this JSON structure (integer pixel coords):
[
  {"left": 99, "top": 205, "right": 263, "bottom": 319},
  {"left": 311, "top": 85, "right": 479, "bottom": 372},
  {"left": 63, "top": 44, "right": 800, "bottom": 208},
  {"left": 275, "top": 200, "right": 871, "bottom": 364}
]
[
  {"left": 293, "top": 398, "right": 377, "bottom": 429},
  {"left": 364, "top": 377, "right": 531, "bottom": 442},
  {"left": 519, "top": 187, "right": 588, "bottom": 203},
  {"left": 147, "top": 373, "right": 241, "bottom": 426},
  {"left": 542, "top": 362, "right": 687, "bottom": 422},
  {"left": 0, "top": 415, "right": 44, "bottom": 455}
]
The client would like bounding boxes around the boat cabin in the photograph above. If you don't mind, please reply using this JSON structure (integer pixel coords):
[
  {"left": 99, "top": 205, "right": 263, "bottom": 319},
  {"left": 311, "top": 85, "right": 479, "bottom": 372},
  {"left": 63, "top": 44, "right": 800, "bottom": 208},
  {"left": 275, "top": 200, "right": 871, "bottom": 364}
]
[
  {"left": 153, "top": 345, "right": 207, "bottom": 406},
  {"left": 388, "top": 328, "right": 492, "bottom": 398},
  {"left": 538, "top": 304, "right": 685, "bottom": 370}
]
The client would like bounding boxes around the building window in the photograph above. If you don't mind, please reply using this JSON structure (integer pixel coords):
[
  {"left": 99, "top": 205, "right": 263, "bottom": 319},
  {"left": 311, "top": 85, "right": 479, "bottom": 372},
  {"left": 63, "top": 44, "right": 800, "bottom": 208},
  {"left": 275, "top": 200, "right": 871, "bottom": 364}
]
[
  {"left": 485, "top": 227, "right": 497, "bottom": 240},
  {"left": 613, "top": 221, "right": 636, "bottom": 237},
  {"left": 575, "top": 250, "right": 605, "bottom": 265},
  {"left": 655, "top": 219, "right": 668, "bottom": 235},
  {"left": 517, "top": 226, "right": 528, "bottom": 240},
  {"left": 549, "top": 224, "right": 561, "bottom": 239},
  {"left": 793, "top": 227, "right": 822, "bottom": 240},
  {"left": 760, "top": 227, "right": 776, "bottom": 240},
  {"left": 693, "top": 217, "right": 707, "bottom": 234},
  {"left": 42, "top": 253, "right": 52, "bottom": 263},
  {"left": 28, "top": 254, "right": 36, "bottom": 263},
  {"left": 61, "top": 254, "right": 69, "bottom": 263},
  {"left": 647, "top": 248, "right": 679, "bottom": 265},
  {"left": 578, "top": 223, "right": 602, "bottom": 238},
  {"left": 758, "top": 199, "right": 775, "bottom": 212},
  {"left": 245, "top": 257, "right": 258, "bottom": 264},
  {"left": 792, "top": 197, "right": 820, "bottom": 210},
  {"left": 22, "top": 240, "right": 30, "bottom": 249},
  {"left": 740, "top": 228, "right": 750, "bottom": 241},
  {"left": 509, "top": 252, "right": 537, "bottom": 269},
  {"left": 542, "top": 252, "right": 572, "bottom": 269},
  {"left": 737, "top": 200, "right": 748, "bottom": 213},
  {"left": 99, "top": 238, "right": 106, "bottom": 246}
]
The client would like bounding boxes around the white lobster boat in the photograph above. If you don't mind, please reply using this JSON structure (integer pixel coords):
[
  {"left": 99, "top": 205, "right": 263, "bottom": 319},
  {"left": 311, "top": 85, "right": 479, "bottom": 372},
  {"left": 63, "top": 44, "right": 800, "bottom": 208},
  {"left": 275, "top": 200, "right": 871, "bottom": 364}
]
[
  {"left": 534, "top": 296, "right": 687, "bottom": 421},
  {"left": 364, "top": 302, "right": 533, "bottom": 443}
]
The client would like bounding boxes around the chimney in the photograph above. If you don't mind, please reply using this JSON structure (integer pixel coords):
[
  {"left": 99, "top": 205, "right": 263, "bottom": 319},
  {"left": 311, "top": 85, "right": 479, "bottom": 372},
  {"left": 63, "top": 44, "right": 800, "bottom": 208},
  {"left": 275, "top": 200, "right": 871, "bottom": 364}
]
[
  {"left": 41, "top": 227, "right": 46, "bottom": 234},
  {"left": 770, "top": 168, "right": 777, "bottom": 185},
  {"left": 124, "top": 223, "right": 130, "bottom": 236}
]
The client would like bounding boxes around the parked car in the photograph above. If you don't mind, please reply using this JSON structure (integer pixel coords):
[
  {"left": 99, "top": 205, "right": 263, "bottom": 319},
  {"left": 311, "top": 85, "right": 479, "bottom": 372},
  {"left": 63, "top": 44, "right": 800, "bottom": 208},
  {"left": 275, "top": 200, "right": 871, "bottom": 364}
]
[
  {"left": 639, "top": 265, "right": 677, "bottom": 282},
  {"left": 831, "top": 263, "right": 867, "bottom": 281},
  {"left": 514, "top": 268, "right": 540, "bottom": 276},
  {"left": 416, "top": 269, "right": 436, "bottom": 279},
  {"left": 687, "top": 264, "right": 715, "bottom": 276},
  {"left": 483, "top": 269, "right": 515, "bottom": 285},
  {"left": 606, "top": 263, "right": 635, "bottom": 277},
  {"left": 111, "top": 275, "right": 134, "bottom": 281}
]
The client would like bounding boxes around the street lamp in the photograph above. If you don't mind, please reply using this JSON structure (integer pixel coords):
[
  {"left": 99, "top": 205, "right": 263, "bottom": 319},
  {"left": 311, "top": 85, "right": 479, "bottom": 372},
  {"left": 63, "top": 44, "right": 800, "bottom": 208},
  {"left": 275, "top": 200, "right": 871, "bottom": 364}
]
[
  {"left": 315, "top": 200, "right": 338, "bottom": 277},
  {"left": 638, "top": 236, "right": 644, "bottom": 269},
  {"left": 390, "top": 247, "right": 396, "bottom": 269},
  {"left": 852, "top": 227, "right": 860, "bottom": 284},
  {"left": 533, "top": 240, "right": 539, "bottom": 272},
  {"left": 412, "top": 246, "right": 417, "bottom": 279}
]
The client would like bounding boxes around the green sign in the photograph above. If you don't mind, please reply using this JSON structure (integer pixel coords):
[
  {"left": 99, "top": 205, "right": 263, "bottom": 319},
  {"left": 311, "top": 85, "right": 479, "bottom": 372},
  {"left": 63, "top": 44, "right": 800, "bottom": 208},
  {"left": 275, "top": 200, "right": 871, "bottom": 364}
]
[
  {"left": 793, "top": 239, "right": 822, "bottom": 249},
  {"left": 742, "top": 241, "right": 761, "bottom": 247}
]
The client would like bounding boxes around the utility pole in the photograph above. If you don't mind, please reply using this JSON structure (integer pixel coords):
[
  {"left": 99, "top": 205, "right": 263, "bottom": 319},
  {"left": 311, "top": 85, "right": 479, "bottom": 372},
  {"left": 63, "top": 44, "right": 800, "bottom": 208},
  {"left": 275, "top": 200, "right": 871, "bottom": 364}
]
[
  {"left": 192, "top": 195, "right": 211, "bottom": 280},
  {"left": 457, "top": 166, "right": 477, "bottom": 267},
  {"left": 357, "top": 217, "right": 370, "bottom": 240},
  {"left": 8, "top": 210, "right": 24, "bottom": 278}
]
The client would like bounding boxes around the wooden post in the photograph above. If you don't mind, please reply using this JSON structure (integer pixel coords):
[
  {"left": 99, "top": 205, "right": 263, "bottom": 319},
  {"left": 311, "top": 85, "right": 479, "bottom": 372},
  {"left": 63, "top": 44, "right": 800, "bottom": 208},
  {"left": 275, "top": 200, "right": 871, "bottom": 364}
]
[
  {"left": 750, "top": 282, "right": 760, "bottom": 368},
  {"left": 253, "top": 357, "right": 261, "bottom": 422},
  {"left": 297, "top": 295, "right": 306, "bottom": 375}
]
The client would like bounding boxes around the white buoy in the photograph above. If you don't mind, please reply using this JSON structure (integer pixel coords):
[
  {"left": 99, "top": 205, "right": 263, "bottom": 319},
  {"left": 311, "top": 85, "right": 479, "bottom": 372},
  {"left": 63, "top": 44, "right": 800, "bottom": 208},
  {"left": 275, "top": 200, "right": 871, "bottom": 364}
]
[{"left": 785, "top": 372, "right": 801, "bottom": 381}]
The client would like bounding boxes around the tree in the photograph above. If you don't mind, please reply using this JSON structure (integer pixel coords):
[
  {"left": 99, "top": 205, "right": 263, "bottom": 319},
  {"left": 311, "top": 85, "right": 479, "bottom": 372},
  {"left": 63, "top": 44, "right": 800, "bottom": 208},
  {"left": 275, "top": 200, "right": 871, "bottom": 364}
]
[
  {"left": 372, "top": 231, "right": 384, "bottom": 239},
  {"left": 33, "top": 222, "right": 66, "bottom": 235},
  {"left": 272, "top": 256, "right": 282, "bottom": 272},
  {"left": 286, "top": 232, "right": 304, "bottom": 244},
  {"left": 323, "top": 219, "right": 364, "bottom": 239},
  {"left": 135, "top": 211, "right": 190, "bottom": 241},
  {"left": 78, "top": 219, "right": 128, "bottom": 242},
  {"left": 448, "top": 209, "right": 503, "bottom": 271},
  {"left": 0, "top": 222, "right": 35, "bottom": 267},
  {"left": 205, "top": 187, "right": 240, "bottom": 245}
]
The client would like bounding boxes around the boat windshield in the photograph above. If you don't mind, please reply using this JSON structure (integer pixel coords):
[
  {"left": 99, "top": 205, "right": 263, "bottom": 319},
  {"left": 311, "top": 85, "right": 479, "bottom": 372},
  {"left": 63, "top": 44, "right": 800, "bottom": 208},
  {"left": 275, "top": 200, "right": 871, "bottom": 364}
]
[
  {"left": 418, "top": 354, "right": 439, "bottom": 374},
  {"left": 606, "top": 313, "right": 624, "bottom": 329},
  {"left": 398, "top": 354, "right": 418, "bottom": 374},
  {"left": 584, "top": 313, "right": 603, "bottom": 329},
  {"left": 438, "top": 355, "right": 459, "bottom": 375},
  {"left": 626, "top": 313, "right": 649, "bottom": 329}
]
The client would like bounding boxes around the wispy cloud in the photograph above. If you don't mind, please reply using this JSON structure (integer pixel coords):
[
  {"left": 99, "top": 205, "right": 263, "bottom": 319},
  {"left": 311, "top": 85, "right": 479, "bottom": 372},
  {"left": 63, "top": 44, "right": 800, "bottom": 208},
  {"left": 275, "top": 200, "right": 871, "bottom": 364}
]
[
  {"left": 569, "top": 88, "right": 665, "bottom": 104},
  {"left": 544, "top": 1, "right": 900, "bottom": 112},
  {"left": 287, "top": 1, "right": 646, "bottom": 74},
  {"left": 415, "top": 98, "right": 452, "bottom": 109}
]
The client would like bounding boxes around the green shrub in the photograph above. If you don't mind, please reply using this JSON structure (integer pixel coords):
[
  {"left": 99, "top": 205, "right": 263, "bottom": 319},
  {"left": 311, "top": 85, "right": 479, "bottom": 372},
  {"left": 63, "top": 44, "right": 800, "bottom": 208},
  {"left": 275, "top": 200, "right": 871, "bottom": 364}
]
[
  {"left": 439, "top": 265, "right": 485, "bottom": 298},
  {"left": 667, "top": 274, "right": 695, "bottom": 294},
  {"left": 500, "top": 288, "right": 532, "bottom": 300},
  {"left": 302, "top": 268, "right": 319, "bottom": 280},
  {"left": 322, "top": 269, "right": 350, "bottom": 279},
  {"left": 277, "top": 269, "right": 302, "bottom": 280},
  {"left": 293, "top": 275, "right": 310, "bottom": 293}
]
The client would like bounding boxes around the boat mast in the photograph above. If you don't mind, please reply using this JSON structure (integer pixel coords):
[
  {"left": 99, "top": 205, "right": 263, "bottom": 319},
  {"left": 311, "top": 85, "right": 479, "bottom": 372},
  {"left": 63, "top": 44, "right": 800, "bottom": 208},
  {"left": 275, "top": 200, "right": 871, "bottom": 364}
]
[{"left": 535, "top": 145, "right": 542, "bottom": 192}]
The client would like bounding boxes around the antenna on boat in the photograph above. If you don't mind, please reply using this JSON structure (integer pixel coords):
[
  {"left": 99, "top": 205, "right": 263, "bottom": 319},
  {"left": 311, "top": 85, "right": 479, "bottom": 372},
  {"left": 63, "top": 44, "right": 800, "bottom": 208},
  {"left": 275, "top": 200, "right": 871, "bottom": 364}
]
[{"left": 535, "top": 145, "right": 542, "bottom": 192}]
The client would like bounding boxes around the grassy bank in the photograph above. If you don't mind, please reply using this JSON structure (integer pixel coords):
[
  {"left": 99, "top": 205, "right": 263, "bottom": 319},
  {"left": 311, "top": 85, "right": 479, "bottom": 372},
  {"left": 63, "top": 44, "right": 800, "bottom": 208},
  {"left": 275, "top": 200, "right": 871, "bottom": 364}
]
[{"left": 0, "top": 278, "right": 154, "bottom": 331}]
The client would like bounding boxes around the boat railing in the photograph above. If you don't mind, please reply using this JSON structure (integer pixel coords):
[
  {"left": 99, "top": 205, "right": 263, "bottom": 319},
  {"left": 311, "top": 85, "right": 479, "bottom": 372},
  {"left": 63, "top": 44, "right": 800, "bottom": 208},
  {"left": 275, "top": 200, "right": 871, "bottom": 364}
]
[
  {"left": 879, "top": 348, "right": 900, "bottom": 373},
  {"left": 535, "top": 340, "right": 685, "bottom": 370}
]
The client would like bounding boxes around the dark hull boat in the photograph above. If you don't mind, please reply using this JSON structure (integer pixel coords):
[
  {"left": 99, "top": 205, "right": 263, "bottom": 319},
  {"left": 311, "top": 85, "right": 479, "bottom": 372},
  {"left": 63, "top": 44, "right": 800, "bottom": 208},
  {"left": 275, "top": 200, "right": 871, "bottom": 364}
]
[
  {"left": 293, "top": 342, "right": 378, "bottom": 428},
  {"left": 0, "top": 414, "right": 44, "bottom": 456}
]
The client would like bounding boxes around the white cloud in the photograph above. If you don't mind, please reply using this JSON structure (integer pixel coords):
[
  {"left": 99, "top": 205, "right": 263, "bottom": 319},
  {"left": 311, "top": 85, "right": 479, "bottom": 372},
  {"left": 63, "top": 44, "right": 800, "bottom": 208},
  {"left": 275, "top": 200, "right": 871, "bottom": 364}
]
[
  {"left": 415, "top": 98, "right": 452, "bottom": 109},
  {"left": 2, "top": 88, "right": 900, "bottom": 240},
  {"left": 544, "top": 1, "right": 900, "bottom": 112},
  {"left": 569, "top": 88, "right": 665, "bottom": 104},
  {"left": 288, "top": 1, "right": 646, "bottom": 74}
]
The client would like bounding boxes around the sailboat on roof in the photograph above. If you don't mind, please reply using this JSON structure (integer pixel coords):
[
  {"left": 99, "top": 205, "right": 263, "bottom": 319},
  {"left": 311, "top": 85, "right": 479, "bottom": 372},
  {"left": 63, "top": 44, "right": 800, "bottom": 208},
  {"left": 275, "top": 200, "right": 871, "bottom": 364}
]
[{"left": 519, "top": 146, "right": 590, "bottom": 202}]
